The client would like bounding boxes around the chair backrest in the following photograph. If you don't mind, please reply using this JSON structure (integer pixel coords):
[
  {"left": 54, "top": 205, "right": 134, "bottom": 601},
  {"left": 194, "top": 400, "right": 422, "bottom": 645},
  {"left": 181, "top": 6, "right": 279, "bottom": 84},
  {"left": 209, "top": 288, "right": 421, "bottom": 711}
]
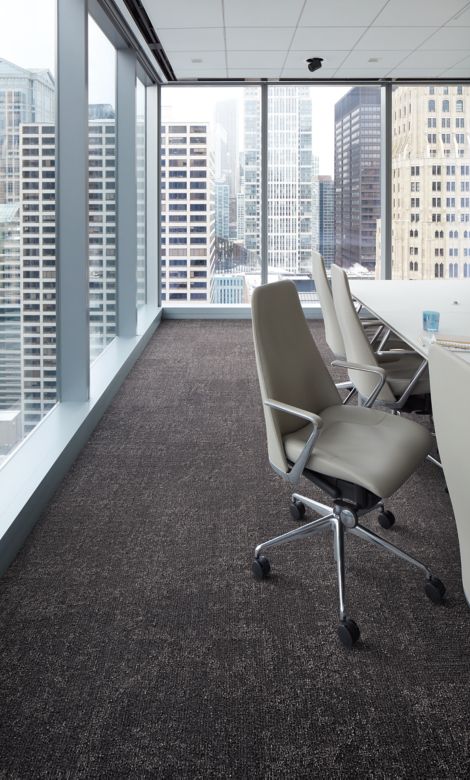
[
  {"left": 311, "top": 251, "right": 345, "bottom": 359},
  {"left": 252, "top": 280, "right": 340, "bottom": 474},
  {"left": 331, "top": 264, "right": 395, "bottom": 403},
  {"left": 429, "top": 344, "right": 470, "bottom": 605}
]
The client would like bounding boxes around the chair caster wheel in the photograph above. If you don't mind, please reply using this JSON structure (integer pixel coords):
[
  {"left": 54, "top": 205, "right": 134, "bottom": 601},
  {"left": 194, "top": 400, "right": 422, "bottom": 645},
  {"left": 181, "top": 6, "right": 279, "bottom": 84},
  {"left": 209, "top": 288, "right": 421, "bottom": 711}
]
[
  {"left": 252, "top": 555, "right": 271, "bottom": 580},
  {"left": 425, "top": 575, "right": 446, "bottom": 603},
  {"left": 378, "top": 509, "right": 395, "bottom": 529},
  {"left": 338, "top": 618, "right": 360, "bottom": 648},
  {"left": 290, "top": 498, "right": 306, "bottom": 522}
]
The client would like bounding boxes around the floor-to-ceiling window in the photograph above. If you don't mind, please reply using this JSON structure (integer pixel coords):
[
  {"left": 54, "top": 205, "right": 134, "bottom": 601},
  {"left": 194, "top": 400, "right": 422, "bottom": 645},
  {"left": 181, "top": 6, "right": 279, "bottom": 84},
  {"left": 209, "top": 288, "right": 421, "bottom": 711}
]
[
  {"left": 160, "top": 86, "right": 261, "bottom": 305},
  {"left": 390, "top": 83, "right": 470, "bottom": 281},
  {"left": 136, "top": 77, "right": 147, "bottom": 308},
  {"left": 0, "top": 0, "right": 56, "bottom": 461},
  {"left": 88, "top": 16, "right": 117, "bottom": 361}
]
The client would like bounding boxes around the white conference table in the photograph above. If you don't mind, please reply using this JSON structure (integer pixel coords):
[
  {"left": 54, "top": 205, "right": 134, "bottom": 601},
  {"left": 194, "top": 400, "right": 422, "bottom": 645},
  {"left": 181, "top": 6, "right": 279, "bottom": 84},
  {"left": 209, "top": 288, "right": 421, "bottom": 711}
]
[{"left": 350, "top": 279, "right": 470, "bottom": 364}]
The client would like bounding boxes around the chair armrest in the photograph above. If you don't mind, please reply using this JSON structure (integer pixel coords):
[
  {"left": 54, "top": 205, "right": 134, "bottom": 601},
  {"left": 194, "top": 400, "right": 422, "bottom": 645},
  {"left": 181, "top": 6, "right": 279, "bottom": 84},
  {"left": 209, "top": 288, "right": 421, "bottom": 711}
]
[
  {"left": 331, "top": 360, "right": 386, "bottom": 408},
  {"left": 264, "top": 398, "right": 323, "bottom": 485}
]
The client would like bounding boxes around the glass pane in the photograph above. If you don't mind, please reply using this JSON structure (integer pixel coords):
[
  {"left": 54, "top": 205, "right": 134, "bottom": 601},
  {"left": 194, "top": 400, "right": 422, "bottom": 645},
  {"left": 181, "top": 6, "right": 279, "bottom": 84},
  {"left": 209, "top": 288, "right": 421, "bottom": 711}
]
[
  {"left": 0, "top": 0, "right": 56, "bottom": 461},
  {"left": 390, "top": 84, "right": 470, "bottom": 281},
  {"left": 88, "top": 17, "right": 116, "bottom": 361},
  {"left": 268, "top": 85, "right": 381, "bottom": 303},
  {"left": 160, "top": 86, "right": 261, "bottom": 304},
  {"left": 136, "top": 78, "right": 146, "bottom": 307}
]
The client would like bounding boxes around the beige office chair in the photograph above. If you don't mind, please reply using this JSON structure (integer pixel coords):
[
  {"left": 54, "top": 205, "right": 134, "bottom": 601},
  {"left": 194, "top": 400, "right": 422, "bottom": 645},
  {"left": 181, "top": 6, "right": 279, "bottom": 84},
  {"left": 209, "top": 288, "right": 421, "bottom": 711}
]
[
  {"left": 251, "top": 279, "right": 445, "bottom": 647},
  {"left": 331, "top": 264, "right": 430, "bottom": 413},
  {"left": 429, "top": 344, "right": 470, "bottom": 607}
]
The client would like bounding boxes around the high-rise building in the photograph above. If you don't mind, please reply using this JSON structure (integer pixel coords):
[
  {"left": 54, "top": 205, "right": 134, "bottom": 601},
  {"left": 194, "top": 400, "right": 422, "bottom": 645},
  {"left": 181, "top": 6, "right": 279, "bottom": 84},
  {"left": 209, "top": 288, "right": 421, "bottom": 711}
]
[
  {"left": 215, "top": 180, "right": 229, "bottom": 240},
  {"left": 318, "top": 175, "right": 335, "bottom": 269},
  {"left": 383, "top": 84, "right": 470, "bottom": 281},
  {"left": 334, "top": 87, "right": 381, "bottom": 270},
  {"left": 160, "top": 122, "right": 215, "bottom": 302},
  {"left": 0, "top": 60, "right": 55, "bottom": 421},
  {"left": 16, "top": 116, "right": 116, "bottom": 435},
  {"left": 243, "top": 85, "right": 316, "bottom": 274}
]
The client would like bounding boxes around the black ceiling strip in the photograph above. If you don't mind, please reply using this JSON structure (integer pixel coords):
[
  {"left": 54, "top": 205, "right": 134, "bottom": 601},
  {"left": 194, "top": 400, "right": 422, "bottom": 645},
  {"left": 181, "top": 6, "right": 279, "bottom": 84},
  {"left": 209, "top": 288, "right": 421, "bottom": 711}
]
[{"left": 122, "top": 0, "right": 176, "bottom": 81}]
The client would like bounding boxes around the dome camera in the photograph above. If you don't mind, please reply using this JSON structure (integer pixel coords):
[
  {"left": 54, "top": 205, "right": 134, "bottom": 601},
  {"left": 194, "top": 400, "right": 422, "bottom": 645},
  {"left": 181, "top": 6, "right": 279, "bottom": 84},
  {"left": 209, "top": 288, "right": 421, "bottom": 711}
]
[{"left": 306, "top": 57, "right": 323, "bottom": 73}]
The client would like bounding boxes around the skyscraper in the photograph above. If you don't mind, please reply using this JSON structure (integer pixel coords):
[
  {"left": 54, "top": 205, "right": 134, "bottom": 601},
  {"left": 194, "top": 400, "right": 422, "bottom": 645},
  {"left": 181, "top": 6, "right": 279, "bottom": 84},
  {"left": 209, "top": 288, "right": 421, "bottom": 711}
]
[
  {"left": 318, "top": 175, "right": 335, "bottom": 270},
  {"left": 243, "top": 85, "right": 316, "bottom": 274},
  {"left": 334, "top": 87, "right": 381, "bottom": 270},
  {"left": 0, "top": 60, "right": 55, "bottom": 421},
  {"left": 160, "top": 122, "right": 215, "bottom": 302},
  {"left": 385, "top": 84, "right": 470, "bottom": 281}
]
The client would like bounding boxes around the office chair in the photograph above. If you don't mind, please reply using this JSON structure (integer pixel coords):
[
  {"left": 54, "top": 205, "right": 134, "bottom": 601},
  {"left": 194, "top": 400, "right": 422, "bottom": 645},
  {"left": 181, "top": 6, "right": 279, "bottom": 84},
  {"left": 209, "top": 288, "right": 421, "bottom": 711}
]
[
  {"left": 429, "top": 344, "right": 470, "bottom": 608},
  {"left": 251, "top": 279, "right": 445, "bottom": 647},
  {"left": 331, "top": 264, "right": 430, "bottom": 414},
  {"left": 311, "top": 251, "right": 405, "bottom": 359}
]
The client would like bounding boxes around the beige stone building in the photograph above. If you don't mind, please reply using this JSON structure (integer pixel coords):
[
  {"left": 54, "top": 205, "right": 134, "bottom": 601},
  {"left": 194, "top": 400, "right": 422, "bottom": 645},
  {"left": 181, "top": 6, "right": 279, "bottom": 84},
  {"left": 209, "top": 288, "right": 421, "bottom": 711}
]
[{"left": 377, "top": 85, "right": 470, "bottom": 280}]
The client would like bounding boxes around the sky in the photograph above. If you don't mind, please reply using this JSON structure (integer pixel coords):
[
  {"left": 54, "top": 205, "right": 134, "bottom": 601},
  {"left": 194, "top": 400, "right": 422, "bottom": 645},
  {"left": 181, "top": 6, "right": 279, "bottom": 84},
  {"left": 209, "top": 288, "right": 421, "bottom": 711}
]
[
  {"left": 162, "top": 85, "right": 350, "bottom": 177},
  {"left": 1, "top": 1, "right": 349, "bottom": 175}
]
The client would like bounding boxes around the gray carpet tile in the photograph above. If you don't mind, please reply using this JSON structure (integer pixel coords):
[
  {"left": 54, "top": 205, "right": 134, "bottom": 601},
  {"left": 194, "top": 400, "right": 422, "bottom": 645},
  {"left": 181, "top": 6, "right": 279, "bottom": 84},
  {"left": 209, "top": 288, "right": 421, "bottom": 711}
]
[{"left": 0, "top": 320, "right": 469, "bottom": 779}]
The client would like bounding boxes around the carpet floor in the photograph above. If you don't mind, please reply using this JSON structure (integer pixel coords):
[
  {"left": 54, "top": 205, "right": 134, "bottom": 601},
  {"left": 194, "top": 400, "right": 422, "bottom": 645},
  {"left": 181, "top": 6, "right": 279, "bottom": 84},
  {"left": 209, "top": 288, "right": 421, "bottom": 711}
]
[{"left": 0, "top": 320, "right": 469, "bottom": 779}]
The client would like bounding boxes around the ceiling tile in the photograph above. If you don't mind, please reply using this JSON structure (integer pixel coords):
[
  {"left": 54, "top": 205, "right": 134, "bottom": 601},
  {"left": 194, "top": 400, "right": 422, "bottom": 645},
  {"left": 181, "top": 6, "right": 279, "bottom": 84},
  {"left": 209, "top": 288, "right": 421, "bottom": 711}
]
[
  {"left": 227, "top": 68, "right": 282, "bottom": 77},
  {"left": 339, "top": 50, "right": 407, "bottom": 69},
  {"left": 291, "top": 27, "right": 366, "bottom": 50},
  {"left": 174, "top": 69, "right": 229, "bottom": 79},
  {"left": 284, "top": 50, "right": 349, "bottom": 69},
  {"left": 374, "top": 0, "right": 469, "bottom": 27},
  {"left": 158, "top": 28, "right": 225, "bottom": 52},
  {"left": 356, "top": 26, "right": 436, "bottom": 50},
  {"left": 446, "top": 6, "right": 470, "bottom": 24},
  {"left": 419, "top": 26, "right": 470, "bottom": 49},
  {"left": 224, "top": 0, "right": 305, "bottom": 27},
  {"left": 227, "top": 50, "right": 286, "bottom": 68},
  {"left": 144, "top": 0, "right": 224, "bottom": 29},
  {"left": 226, "top": 27, "right": 295, "bottom": 50},
  {"left": 399, "top": 49, "right": 468, "bottom": 68},
  {"left": 300, "top": 0, "right": 388, "bottom": 27},
  {"left": 334, "top": 67, "right": 392, "bottom": 77},
  {"left": 389, "top": 67, "right": 451, "bottom": 77},
  {"left": 280, "top": 68, "right": 339, "bottom": 79},
  {"left": 167, "top": 51, "right": 226, "bottom": 69}
]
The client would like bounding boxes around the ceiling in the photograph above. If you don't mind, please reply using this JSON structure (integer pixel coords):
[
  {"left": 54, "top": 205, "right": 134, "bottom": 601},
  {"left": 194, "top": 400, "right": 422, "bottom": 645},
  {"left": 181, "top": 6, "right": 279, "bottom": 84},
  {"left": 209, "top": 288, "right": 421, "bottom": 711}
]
[{"left": 140, "top": 0, "right": 470, "bottom": 81}]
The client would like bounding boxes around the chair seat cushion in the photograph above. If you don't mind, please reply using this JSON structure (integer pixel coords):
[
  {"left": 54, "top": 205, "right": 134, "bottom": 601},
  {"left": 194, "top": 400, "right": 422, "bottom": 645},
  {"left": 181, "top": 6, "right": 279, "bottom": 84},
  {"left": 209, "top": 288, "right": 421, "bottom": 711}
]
[{"left": 283, "top": 404, "right": 432, "bottom": 499}]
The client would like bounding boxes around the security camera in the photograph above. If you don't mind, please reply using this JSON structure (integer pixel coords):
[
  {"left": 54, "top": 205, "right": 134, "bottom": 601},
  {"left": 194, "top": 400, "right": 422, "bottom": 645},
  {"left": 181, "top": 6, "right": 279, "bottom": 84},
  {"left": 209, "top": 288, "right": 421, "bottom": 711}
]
[{"left": 306, "top": 57, "right": 323, "bottom": 73}]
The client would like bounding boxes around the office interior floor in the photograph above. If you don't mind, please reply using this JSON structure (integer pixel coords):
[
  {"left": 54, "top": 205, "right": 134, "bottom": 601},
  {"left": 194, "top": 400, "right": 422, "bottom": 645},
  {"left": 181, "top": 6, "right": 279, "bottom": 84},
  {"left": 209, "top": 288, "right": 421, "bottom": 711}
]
[{"left": 1, "top": 320, "right": 469, "bottom": 778}]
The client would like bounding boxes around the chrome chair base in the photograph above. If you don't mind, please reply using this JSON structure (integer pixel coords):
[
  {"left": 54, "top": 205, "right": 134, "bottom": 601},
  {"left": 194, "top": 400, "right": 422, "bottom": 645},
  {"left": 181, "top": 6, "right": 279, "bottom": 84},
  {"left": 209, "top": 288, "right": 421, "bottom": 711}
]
[{"left": 252, "top": 492, "right": 445, "bottom": 647}]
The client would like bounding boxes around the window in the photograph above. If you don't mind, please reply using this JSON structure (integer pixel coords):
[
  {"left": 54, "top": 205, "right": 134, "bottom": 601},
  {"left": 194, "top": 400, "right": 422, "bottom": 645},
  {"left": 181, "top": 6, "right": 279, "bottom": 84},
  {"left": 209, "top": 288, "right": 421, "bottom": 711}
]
[
  {"left": 87, "top": 18, "right": 116, "bottom": 362},
  {"left": 457, "top": 100, "right": 464, "bottom": 112},
  {"left": 0, "top": 0, "right": 56, "bottom": 454},
  {"left": 442, "top": 100, "right": 450, "bottom": 112},
  {"left": 161, "top": 86, "right": 261, "bottom": 303},
  {"left": 428, "top": 100, "right": 435, "bottom": 112},
  {"left": 136, "top": 78, "right": 146, "bottom": 307}
]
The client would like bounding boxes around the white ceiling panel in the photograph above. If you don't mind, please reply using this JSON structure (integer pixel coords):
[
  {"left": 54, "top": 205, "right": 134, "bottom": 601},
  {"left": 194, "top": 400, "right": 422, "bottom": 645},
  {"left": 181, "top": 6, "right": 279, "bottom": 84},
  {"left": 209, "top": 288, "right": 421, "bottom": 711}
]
[
  {"left": 283, "top": 50, "right": 349, "bottom": 70},
  {"left": 224, "top": 0, "right": 305, "bottom": 28},
  {"left": 399, "top": 50, "right": 468, "bottom": 69},
  {"left": 356, "top": 27, "right": 435, "bottom": 51},
  {"left": 227, "top": 50, "right": 286, "bottom": 68},
  {"left": 339, "top": 50, "right": 407, "bottom": 70},
  {"left": 374, "top": 0, "right": 470, "bottom": 27},
  {"left": 300, "top": 0, "right": 388, "bottom": 27},
  {"left": 227, "top": 68, "right": 282, "bottom": 78},
  {"left": 158, "top": 28, "right": 225, "bottom": 52},
  {"left": 290, "top": 27, "right": 366, "bottom": 50},
  {"left": 419, "top": 26, "right": 470, "bottom": 50},
  {"left": 281, "top": 68, "right": 339, "bottom": 79},
  {"left": 175, "top": 69, "right": 228, "bottom": 79},
  {"left": 226, "top": 27, "right": 295, "bottom": 50},
  {"left": 167, "top": 50, "right": 226, "bottom": 69},
  {"left": 446, "top": 6, "right": 470, "bottom": 24},
  {"left": 141, "top": 0, "right": 470, "bottom": 80},
  {"left": 144, "top": 0, "right": 223, "bottom": 29}
]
